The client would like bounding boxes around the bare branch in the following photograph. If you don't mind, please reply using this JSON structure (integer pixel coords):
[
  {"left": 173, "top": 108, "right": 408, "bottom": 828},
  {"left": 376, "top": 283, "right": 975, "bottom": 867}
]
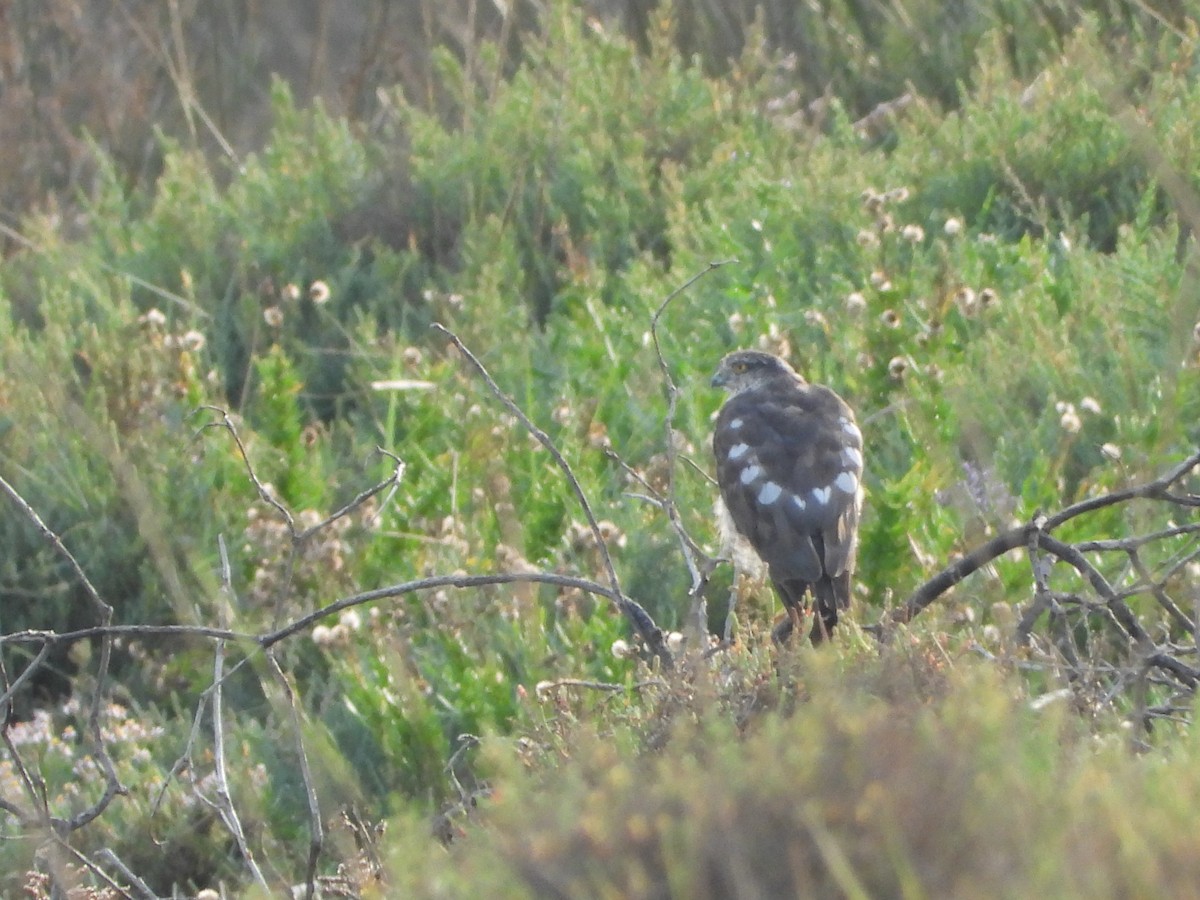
[
  {"left": 260, "top": 570, "right": 626, "bottom": 649},
  {"left": 648, "top": 260, "right": 736, "bottom": 635},
  {"left": 266, "top": 651, "right": 323, "bottom": 900},
  {"left": 194, "top": 406, "right": 295, "bottom": 529},
  {"left": 888, "top": 449, "right": 1200, "bottom": 627},
  {"left": 94, "top": 848, "right": 159, "bottom": 900},
  {"left": 0, "top": 473, "right": 126, "bottom": 840},
  {"left": 432, "top": 322, "right": 671, "bottom": 665},
  {"left": 535, "top": 677, "right": 666, "bottom": 697},
  {"left": 211, "top": 536, "right": 272, "bottom": 893}
]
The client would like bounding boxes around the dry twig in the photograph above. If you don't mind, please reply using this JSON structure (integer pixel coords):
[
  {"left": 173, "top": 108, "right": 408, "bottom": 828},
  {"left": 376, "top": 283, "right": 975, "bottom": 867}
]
[{"left": 432, "top": 322, "right": 672, "bottom": 666}]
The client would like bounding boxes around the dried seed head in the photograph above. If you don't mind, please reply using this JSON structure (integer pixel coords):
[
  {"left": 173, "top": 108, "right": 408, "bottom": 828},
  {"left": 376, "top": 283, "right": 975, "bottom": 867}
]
[
  {"left": 954, "top": 287, "right": 978, "bottom": 315},
  {"left": 1059, "top": 405, "right": 1082, "bottom": 434},
  {"left": 309, "top": 280, "right": 331, "bottom": 304},
  {"left": 139, "top": 308, "right": 167, "bottom": 329},
  {"left": 856, "top": 229, "right": 880, "bottom": 248}
]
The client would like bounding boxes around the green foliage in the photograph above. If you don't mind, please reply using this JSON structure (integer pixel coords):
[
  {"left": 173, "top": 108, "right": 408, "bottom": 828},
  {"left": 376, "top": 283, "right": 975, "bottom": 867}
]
[
  {"left": 4, "top": 1, "right": 1200, "bottom": 895},
  {"left": 385, "top": 647, "right": 1200, "bottom": 899}
]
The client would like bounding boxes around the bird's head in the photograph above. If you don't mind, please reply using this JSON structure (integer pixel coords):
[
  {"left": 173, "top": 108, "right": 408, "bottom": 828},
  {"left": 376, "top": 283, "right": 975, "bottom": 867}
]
[{"left": 710, "top": 350, "right": 801, "bottom": 396}]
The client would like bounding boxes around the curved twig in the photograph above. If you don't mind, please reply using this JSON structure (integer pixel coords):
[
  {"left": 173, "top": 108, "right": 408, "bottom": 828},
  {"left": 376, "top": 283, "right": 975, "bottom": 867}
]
[
  {"left": 433, "top": 322, "right": 671, "bottom": 666},
  {"left": 886, "top": 449, "right": 1200, "bottom": 627}
]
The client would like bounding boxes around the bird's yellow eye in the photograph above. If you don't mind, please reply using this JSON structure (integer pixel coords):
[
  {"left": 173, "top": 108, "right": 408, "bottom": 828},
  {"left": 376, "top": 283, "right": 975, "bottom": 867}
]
[{"left": 731, "top": 361, "right": 748, "bottom": 373}]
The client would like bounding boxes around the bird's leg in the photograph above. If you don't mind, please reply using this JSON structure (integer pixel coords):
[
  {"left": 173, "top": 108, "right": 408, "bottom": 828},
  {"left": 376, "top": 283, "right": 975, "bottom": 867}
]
[{"left": 771, "top": 604, "right": 807, "bottom": 645}]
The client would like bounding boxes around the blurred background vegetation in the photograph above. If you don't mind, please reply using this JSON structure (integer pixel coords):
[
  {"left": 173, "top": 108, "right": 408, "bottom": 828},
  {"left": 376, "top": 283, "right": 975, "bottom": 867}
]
[{"left": 2, "top": 0, "right": 1200, "bottom": 895}]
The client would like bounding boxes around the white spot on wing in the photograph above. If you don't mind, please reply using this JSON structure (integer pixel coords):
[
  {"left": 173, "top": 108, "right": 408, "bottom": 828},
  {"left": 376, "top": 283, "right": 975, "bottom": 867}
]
[
  {"left": 739, "top": 464, "right": 762, "bottom": 485},
  {"left": 835, "top": 471, "right": 859, "bottom": 494},
  {"left": 839, "top": 417, "right": 862, "bottom": 443},
  {"left": 811, "top": 486, "right": 831, "bottom": 506},
  {"left": 729, "top": 418, "right": 744, "bottom": 430},
  {"left": 728, "top": 442, "right": 750, "bottom": 460},
  {"left": 792, "top": 495, "right": 807, "bottom": 512},
  {"left": 842, "top": 446, "right": 863, "bottom": 469},
  {"left": 757, "top": 482, "right": 782, "bottom": 505}
]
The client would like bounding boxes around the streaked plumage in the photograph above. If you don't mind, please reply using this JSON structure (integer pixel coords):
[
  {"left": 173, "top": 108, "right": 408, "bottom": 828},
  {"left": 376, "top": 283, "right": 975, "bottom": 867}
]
[{"left": 711, "top": 350, "right": 864, "bottom": 644}]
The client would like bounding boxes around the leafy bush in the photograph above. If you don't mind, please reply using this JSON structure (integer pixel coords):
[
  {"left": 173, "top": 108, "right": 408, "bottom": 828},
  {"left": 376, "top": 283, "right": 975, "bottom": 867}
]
[{"left": 3, "top": 1, "right": 1200, "bottom": 896}]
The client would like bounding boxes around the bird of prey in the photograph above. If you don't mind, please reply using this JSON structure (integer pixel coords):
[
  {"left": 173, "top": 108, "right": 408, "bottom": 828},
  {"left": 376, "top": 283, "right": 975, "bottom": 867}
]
[{"left": 711, "top": 349, "right": 864, "bottom": 644}]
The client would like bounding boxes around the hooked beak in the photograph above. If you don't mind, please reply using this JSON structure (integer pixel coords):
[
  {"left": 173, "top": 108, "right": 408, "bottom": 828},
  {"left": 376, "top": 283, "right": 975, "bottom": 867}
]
[{"left": 710, "top": 367, "right": 728, "bottom": 389}]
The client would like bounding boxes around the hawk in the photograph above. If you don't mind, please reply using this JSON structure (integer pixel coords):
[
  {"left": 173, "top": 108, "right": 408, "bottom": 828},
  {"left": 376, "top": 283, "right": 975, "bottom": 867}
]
[{"left": 711, "top": 349, "right": 864, "bottom": 644}]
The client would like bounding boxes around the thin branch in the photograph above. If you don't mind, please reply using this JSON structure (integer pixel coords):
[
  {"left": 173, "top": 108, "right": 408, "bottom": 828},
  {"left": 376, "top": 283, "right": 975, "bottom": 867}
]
[
  {"left": 0, "top": 572, "right": 629, "bottom": 658},
  {"left": 0, "top": 473, "right": 126, "bottom": 836},
  {"left": 260, "top": 571, "right": 626, "bottom": 649},
  {"left": 1127, "top": 549, "right": 1194, "bottom": 634},
  {"left": 0, "top": 220, "right": 209, "bottom": 318},
  {"left": 195, "top": 406, "right": 295, "bottom": 529},
  {"left": 266, "top": 652, "right": 323, "bottom": 900},
  {"left": 94, "top": 848, "right": 159, "bottom": 900},
  {"left": 1036, "top": 532, "right": 1149, "bottom": 644},
  {"left": 535, "top": 678, "right": 666, "bottom": 697},
  {"left": 211, "top": 536, "right": 271, "bottom": 893},
  {"left": 648, "top": 259, "right": 737, "bottom": 605},
  {"left": 888, "top": 449, "right": 1200, "bottom": 627},
  {"left": 0, "top": 624, "right": 249, "bottom": 649},
  {"left": 886, "top": 524, "right": 1032, "bottom": 626},
  {"left": 432, "top": 322, "right": 671, "bottom": 665}
]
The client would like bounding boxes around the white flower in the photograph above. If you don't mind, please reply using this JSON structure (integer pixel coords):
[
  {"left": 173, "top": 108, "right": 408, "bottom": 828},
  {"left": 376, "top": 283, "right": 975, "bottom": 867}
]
[{"left": 944, "top": 217, "right": 963, "bottom": 237}]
